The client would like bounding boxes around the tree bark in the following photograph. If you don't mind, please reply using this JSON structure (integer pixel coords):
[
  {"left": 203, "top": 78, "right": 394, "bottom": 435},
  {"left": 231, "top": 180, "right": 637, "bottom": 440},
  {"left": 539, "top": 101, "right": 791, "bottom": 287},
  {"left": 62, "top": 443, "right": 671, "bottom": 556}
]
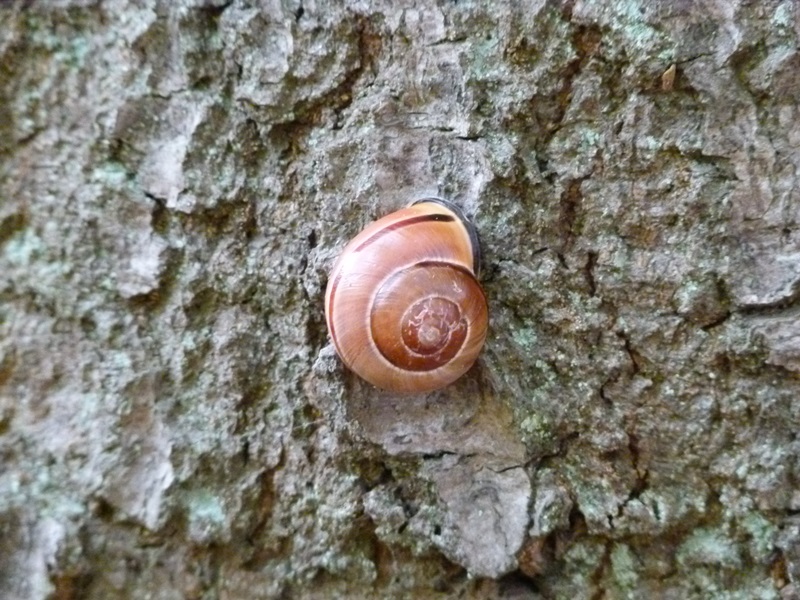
[{"left": 1, "top": 0, "right": 799, "bottom": 598}]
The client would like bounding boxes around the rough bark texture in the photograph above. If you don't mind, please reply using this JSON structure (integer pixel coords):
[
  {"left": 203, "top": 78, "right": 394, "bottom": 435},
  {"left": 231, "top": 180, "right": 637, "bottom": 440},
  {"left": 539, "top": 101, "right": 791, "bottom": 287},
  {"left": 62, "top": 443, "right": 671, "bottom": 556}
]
[{"left": 1, "top": 0, "right": 799, "bottom": 598}]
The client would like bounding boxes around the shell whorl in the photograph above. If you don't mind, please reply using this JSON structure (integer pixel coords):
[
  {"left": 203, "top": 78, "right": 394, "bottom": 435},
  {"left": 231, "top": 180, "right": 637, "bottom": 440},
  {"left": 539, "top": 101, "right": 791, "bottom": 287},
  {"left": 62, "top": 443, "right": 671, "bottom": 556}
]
[{"left": 325, "top": 200, "right": 488, "bottom": 393}]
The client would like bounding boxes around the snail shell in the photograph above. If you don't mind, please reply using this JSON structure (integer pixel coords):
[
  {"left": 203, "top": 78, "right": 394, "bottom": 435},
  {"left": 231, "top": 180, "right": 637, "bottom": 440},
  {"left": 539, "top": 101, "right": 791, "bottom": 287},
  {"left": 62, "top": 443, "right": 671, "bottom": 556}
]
[{"left": 324, "top": 198, "right": 488, "bottom": 393}]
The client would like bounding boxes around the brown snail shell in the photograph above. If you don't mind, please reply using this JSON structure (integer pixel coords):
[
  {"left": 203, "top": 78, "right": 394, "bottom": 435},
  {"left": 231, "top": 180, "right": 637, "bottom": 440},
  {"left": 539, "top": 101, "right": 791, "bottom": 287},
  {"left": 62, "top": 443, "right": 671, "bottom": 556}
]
[{"left": 324, "top": 198, "right": 488, "bottom": 393}]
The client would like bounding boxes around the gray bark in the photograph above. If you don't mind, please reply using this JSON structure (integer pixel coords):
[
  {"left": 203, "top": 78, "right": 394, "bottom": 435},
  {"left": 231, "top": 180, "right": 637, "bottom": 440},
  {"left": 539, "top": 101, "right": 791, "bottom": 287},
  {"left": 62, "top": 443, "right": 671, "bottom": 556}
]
[{"left": 1, "top": 0, "right": 799, "bottom": 598}]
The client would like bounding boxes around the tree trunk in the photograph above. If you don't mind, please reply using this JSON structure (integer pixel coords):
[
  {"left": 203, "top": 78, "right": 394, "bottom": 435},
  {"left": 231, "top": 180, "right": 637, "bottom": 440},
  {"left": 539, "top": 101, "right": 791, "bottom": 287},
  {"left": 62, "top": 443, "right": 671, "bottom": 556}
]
[{"left": 1, "top": 0, "right": 799, "bottom": 598}]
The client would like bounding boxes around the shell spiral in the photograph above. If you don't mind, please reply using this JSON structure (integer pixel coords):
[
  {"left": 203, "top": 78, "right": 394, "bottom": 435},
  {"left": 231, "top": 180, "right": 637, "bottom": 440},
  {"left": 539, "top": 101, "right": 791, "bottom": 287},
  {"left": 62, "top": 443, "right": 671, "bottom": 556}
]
[{"left": 324, "top": 198, "right": 488, "bottom": 393}]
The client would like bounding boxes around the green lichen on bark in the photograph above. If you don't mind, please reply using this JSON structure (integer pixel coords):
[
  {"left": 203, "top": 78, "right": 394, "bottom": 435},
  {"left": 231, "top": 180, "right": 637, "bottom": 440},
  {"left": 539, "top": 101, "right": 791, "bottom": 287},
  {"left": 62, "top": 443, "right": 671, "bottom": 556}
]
[{"left": 1, "top": 0, "right": 799, "bottom": 598}]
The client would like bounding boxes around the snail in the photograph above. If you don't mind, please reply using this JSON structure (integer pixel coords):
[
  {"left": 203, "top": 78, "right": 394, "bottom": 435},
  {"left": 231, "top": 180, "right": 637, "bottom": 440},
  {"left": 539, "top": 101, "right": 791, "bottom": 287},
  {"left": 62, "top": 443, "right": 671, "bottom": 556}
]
[{"left": 324, "top": 198, "right": 488, "bottom": 393}]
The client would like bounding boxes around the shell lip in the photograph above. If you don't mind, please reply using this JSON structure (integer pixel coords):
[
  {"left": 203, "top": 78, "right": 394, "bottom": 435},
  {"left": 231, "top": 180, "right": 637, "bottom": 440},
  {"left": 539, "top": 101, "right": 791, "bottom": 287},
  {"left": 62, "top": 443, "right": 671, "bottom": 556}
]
[{"left": 410, "top": 196, "right": 482, "bottom": 277}]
